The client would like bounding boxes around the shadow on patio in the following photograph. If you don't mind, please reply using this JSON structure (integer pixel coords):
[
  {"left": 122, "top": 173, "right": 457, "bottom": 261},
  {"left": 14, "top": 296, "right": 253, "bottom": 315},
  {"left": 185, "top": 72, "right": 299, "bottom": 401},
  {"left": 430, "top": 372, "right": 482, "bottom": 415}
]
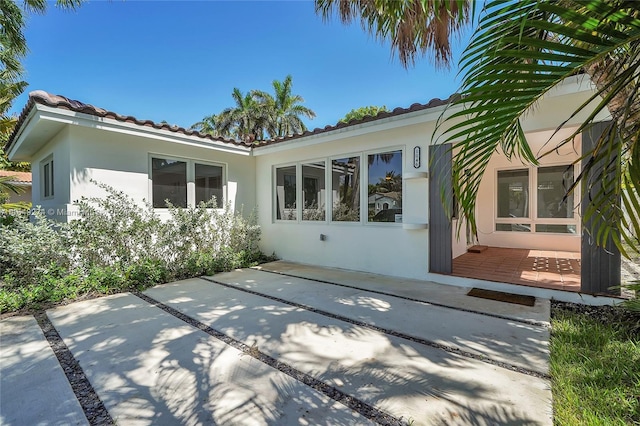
[{"left": 452, "top": 247, "right": 581, "bottom": 292}]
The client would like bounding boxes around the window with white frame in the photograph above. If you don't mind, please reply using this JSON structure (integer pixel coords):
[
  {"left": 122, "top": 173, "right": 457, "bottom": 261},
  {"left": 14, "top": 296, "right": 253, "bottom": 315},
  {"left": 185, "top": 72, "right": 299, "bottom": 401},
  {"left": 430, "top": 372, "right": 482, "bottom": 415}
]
[
  {"left": 275, "top": 165, "right": 297, "bottom": 220},
  {"left": 151, "top": 156, "right": 224, "bottom": 208},
  {"left": 41, "top": 155, "right": 54, "bottom": 199},
  {"left": 302, "top": 161, "right": 326, "bottom": 221},
  {"left": 367, "top": 150, "right": 403, "bottom": 222},
  {"left": 273, "top": 149, "right": 404, "bottom": 224},
  {"left": 331, "top": 156, "right": 360, "bottom": 222},
  {"left": 495, "top": 164, "right": 577, "bottom": 234}
]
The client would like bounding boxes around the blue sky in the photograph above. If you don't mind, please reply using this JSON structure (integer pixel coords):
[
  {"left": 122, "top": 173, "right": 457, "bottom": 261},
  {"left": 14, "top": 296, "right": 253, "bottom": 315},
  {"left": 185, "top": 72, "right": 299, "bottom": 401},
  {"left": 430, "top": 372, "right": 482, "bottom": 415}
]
[{"left": 11, "top": 1, "right": 471, "bottom": 130}]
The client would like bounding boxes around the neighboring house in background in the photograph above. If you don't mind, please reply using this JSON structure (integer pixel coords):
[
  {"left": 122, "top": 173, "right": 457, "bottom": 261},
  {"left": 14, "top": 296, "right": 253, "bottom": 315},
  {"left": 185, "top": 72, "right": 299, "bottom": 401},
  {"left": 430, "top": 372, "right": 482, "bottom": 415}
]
[
  {"left": 5, "top": 75, "right": 616, "bottom": 296},
  {"left": 0, "top": 170, "right": 32, "bottom": 204}
]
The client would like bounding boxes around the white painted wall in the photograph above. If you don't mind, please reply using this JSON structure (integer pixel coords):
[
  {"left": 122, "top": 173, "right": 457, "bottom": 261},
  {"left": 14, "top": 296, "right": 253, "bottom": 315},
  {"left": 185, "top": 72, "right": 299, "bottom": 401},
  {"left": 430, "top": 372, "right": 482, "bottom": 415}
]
[
  {"left": 473, "top": 129, "right": 582, "bottom": 252},
  {"left": 30, "top": 126, "right": 72, "bottom": 221},
  {"left": 65, "top": 126, "right": 256, "bottom": 221},
  {"left": 254, "top": 75, "right": 610, "bottom": 278},
  {"left": 255, "top": 122, "right": 433, "bottom": 280}
]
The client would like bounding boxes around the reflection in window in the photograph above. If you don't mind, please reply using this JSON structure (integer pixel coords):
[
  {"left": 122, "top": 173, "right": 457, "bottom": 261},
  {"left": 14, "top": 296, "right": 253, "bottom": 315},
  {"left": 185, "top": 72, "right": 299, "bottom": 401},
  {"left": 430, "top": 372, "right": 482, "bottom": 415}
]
[
  {"left": 276, "top": 166, "right": 297, "bottom": 220},
  {"left": 331, "top": 157, "right": 360, "bottom": 221},
  {"left": 152, "top": 158, "right": 187, "bottom": 208},
  {"left": 497, "top": 169, "right": 529, "bottom": 218},
  {"left": 367, "top": 150, "right": 402, "bottom": 222},
  {"left": 302, "top": 162, "right": 325, "bottom": 221},
  {"left": 535, "top": 224, "right": 577, "bottom": 234},
  {"left": 195, "top": 163, "right": 223, "bottom": 207},
  {"left": 496, "top": 223, "right": 531, "bottom": 232},
  {"left": 537, "top": 165, "right": 574, "bottom": 218}
]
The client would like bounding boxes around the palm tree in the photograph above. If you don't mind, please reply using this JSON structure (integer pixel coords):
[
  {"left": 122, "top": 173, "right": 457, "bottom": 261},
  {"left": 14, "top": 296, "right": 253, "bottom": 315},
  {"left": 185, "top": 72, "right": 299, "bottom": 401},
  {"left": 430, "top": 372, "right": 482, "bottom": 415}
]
[
  {"left": 216, "top": 88, "right": 268, "bottom": 143},
  {"left": 315, "top": 0, "right": 471, "bottom": 68},
  {"left": 254, "top": 75, "right": 316, "bottom": 138},
  {"left": 191, "top": 113, "right": 221, "bottom": 137},
  {"left": 436, "top": 0, "right": 640, "bottom": 256},
  {"left": 0, "top": 0, "right": 84, "bottom": 158}
]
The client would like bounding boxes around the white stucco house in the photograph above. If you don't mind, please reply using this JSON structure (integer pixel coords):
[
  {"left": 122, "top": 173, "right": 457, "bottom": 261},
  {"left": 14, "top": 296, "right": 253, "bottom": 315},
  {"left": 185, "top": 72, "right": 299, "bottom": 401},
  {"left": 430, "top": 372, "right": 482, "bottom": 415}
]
[{"left": 5, "top": 75, "right": 619, "bottom": 297}]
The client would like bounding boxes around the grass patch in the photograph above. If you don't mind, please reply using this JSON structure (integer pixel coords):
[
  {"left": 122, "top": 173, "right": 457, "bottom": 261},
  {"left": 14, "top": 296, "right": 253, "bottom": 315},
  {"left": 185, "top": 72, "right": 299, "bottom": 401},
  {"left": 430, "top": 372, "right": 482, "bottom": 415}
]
[{"left": 551, "top": 302, "right": 640, "bottom": 425}]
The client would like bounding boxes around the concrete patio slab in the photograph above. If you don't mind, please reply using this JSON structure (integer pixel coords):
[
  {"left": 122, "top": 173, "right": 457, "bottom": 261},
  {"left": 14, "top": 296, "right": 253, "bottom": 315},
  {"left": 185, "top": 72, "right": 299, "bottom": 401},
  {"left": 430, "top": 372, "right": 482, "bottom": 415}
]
[
  {"left": 255, "top": 260, "right": 551, "bottom": 325},
  {"left": 0, "top": 316, "right": 87, "bottom": 426},
  {"left": 146, "top": 277, "right": 552, "bottom": 425},
  {"left": 46, "top": 293, "right": 373, "bottom": 426},
  {"left": 209, "top": 268, "right": 550, "bottom": 375}
]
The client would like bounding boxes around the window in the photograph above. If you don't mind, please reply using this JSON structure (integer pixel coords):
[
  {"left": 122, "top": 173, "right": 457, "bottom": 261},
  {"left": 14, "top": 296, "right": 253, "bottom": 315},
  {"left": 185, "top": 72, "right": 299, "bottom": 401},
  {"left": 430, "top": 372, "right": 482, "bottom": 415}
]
[
  {"left": 275, "top": 166, "right": 296, "bottom": 220},
  {"left": 537, "top": 165, "right": 574, "bottom": 219},
  {"left": 195, "top": 163, "right": 223, "bottom": 207},
  {"left": 495, "top": 165, "right": 577, "bottom": 234},
  {"left": 273, "top": 150, "right": 404, "bottom": 224},
  {"left": 151, "top": 156, "right": 225, "bottom": 208},
  {"left": 152, "top": 158, "right": 187, "bottom": 208},
  {"left": 331, "top": 157, "right": 360, "bottom": 222},
  {"left": 302, "top": 161, "right": 325, "bottom": 221},
  {"left": 41, "top": 156, "right": 54, "bottom": 199},
  {"left": 497, "top": 169, "right": 529, "bottom": 218},
  {"left": 367, "top": 150, "right": 402, "bottom": 222}
]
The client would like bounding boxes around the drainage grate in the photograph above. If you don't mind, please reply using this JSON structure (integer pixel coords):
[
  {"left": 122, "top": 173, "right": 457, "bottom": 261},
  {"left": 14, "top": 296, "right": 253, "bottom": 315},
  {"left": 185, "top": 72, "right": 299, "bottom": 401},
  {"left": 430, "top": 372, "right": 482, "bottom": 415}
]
[{"left": 467, "top": 288, "right": 536, "bottom": 307}]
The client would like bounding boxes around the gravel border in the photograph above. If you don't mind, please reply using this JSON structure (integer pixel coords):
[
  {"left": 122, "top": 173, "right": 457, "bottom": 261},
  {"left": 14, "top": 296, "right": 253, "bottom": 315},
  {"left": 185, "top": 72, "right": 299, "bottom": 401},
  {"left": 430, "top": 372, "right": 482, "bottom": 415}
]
[
  {"left": 201, "top": 276, "right": 550, "bottom": 380},
  {"left": 35, "top": 312, "right": 114, "bottom": 426},
  {"left": 133, "top": 292, "right": 404, "bottom": 426},
  {"left": 253, "top": 267, "right": 550, "bottom": 328},
  {"left": 551, "top": 300, "right": 640, "bottom": 335}
]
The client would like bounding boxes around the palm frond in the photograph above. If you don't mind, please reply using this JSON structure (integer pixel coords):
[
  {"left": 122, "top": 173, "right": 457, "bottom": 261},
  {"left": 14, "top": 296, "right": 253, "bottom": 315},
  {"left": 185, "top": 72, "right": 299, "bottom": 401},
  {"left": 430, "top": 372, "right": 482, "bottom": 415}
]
[
  {"left": 437, "top": 0, "right": 640, "bottom": 255},
  {"left": 315, "top": 0, "right": 471, "bottom": 68}
]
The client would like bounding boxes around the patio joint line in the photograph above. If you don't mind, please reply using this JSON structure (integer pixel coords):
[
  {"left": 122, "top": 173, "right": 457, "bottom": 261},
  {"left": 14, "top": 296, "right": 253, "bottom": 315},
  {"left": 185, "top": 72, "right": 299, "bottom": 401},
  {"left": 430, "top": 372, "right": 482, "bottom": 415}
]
[
  {"left": 201, "top": 276, "right": 550, "bottom": 380},
  {"left": 34, "top": 312, "right": 114, "bottom": 426},
  {"left": 253, "top": 268, "right": 549, "bottom": 328},
  {"left": 133, "top": 292, "right": 403, "bottom": 426}
]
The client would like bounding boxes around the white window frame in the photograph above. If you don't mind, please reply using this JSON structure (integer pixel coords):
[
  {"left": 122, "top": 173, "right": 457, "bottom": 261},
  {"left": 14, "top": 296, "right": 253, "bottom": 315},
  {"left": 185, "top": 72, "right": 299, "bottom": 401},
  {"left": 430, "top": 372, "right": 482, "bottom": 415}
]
[
  {"left": 148, "top": 154, "right": 226, "bottom": 209},
  {"left": 301, "top": 159, "right": 329, "bottom": 223},
  {"left": 271, "top": 147, "right": 405, "bottom": 226},
  {"left": 273, "top": 162, "right": 299, "bottom": 222},
  {"left": 41, "top": 154, "right": 54, "bottom": 199},
  {"left": 364, "top": 146, "right": 405, "bottom": 226},
  {"left": 329, "top": 152, "right": 364, "bottom": 225},
  {"left": 494, "top": 163, "right": 579, "bottom": 234}
]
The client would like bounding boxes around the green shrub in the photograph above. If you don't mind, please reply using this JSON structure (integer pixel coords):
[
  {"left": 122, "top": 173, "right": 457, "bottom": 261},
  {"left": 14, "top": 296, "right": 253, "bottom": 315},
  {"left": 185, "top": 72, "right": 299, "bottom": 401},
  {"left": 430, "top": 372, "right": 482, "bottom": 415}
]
[
  {"left": 0, "top": 209, "right": 70, "bottom": 287},
  {"left": 0, "top": 181, "right": 267, "bottom": 313}
]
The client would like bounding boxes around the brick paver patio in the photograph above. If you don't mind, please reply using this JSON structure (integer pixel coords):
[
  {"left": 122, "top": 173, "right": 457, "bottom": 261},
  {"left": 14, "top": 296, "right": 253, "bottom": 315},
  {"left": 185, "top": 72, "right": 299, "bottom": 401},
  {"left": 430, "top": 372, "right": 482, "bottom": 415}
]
[{"left": 452, "top": 247, "right": 581, "bottom": 291}]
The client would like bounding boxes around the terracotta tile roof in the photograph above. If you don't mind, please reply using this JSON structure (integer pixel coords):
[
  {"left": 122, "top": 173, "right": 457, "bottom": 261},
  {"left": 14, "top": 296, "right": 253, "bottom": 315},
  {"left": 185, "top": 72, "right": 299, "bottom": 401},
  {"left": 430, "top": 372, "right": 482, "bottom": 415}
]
[
  {"left": 0, "top": 170, "right": 32, "bottom": 184},
  {"left": 5, "top": 90, "right": 458, "bottom": 154},
  {"left": 254, "top": 94, "right": 458, "bottom": 147},
  {"left": 5, "top": 90, "right": 250, "bottom": 153}
]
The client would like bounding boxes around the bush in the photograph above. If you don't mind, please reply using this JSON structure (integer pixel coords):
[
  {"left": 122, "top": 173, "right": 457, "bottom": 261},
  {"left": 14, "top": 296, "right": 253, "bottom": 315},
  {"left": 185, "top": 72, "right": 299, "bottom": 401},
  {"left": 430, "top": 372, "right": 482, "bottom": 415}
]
[{"left": 0, "top": 181, "right": 267, "bottom": 313}]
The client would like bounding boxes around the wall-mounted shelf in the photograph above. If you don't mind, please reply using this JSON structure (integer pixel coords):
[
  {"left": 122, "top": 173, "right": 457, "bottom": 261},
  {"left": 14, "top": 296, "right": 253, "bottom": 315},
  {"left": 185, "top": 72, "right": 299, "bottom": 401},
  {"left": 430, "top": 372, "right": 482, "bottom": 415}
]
[
  {"left": 404, "top": 172, "right": 429, "bottom": 180},
  {"left": 403, "top": 222, "right": 428, "bottom": 230}
]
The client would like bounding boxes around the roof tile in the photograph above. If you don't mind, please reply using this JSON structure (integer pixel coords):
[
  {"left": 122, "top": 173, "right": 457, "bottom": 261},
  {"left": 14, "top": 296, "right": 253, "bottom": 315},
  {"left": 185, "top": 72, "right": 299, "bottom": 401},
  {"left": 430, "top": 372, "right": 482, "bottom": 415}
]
[
  {"left": 6, "top": 90, "right": 458, "bottom": 153},
  {"left": 0, "top": 170, "right": 32, "bottom": 184}
]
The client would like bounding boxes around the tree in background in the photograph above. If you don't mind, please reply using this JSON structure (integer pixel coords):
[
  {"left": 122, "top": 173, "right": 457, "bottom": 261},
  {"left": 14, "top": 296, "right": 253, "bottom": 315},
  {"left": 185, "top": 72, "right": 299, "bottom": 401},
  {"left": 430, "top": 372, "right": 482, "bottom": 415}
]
[
  {"left": 193, "top": 76, "right": 315, "bottom": 143},
  {"left": 255, "top": 75, "right": 316, "bottom": 139},
  {"left": 339, "top": 105, "right": 389, "bottom": 123},
  {"left": 214, "top": 88, "right": 269, "bottom": 143},
  {"left": 1, "top": 0, "right": 84, "bottom": 172},
  {"left": 190, "top": 114, "right": 221, "bottom": 137}
]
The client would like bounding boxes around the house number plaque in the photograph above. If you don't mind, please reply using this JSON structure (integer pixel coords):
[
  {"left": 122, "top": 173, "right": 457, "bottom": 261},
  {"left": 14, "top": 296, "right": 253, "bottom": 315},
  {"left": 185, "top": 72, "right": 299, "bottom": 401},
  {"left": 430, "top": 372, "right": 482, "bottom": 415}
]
[{"left": 413, "top": 146, "right": 421, "bottom": 168}]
